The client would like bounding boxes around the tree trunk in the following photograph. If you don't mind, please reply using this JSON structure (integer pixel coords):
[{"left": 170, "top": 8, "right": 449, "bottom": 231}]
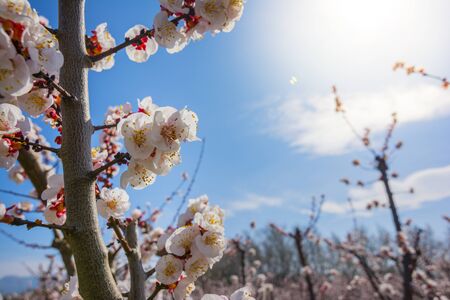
[
  {"left": 126, "top": 221, "right": 146, "bottom": 300},
  {"left": 377, "top": 157, "right": 413, "bottom": 300},
  {"left": 58, "top": 0, "right": 122, "bottom": 298},
  {"left": 294, "top": 228, "right": 316, "bottom": 300}
]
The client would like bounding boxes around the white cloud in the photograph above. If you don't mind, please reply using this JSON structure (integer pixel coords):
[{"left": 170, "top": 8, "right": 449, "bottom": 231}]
[
  {"left": 322, "top": 164, "right": 450, "bottom": 215},
  {"left": 227, "top": 193, "right": 283, "bottom": 213},
  {"left": 261, "top": 84, "right": 450, "bottom": 155},
  {"left": 322, "top": 201, "right": 347, "bottom": 214}
]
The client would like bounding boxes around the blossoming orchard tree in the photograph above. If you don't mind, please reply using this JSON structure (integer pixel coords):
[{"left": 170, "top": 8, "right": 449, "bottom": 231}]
[{"left": 0, "top": 0, "right": 252, "bottom": 299}]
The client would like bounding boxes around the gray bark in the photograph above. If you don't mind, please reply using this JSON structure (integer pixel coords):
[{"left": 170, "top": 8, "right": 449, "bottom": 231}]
[
  {"left": 126, "top": 221, "right": 146, "bottom": 300},
  {"left": 58, "top": 0, "right": 122, "bottom": 298}
]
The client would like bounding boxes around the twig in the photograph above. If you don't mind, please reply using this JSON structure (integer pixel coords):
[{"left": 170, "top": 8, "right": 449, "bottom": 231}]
[
  {"left": 90, "top": 14, "right": 190, "bottom": 63},
  {"left": 145, "top": 267, "right": 155, "bottom": 279},
  {"left": 332, "top": 86, "right": 377, "bottom": 156},
  {"left": 108, "top": 217, "right": 133, "bottom": 255},
  {"left": 44, "top": 26, "right": 58, "bottom": 35},
  {"left": 0, "top": 228, "right": 52, "bottom": 249},
  {"left": 6, "top": 136, "right": 60, "bottom": 154},
  {"left": 89, "top": 152, "right": 130, "bottom": 179},
  {"left": 93, "top": 123, "right": 117, "bottom": 132},
  {"left": 171, "top": 139, "right": 205, "bottom": 226},
  {"left": 0, "top": 189, "right": 40, "bottom": 200},
  {"left": 1, "top": 216, "right": 74, "bottom": 232},
  {"left": 147, "top": 283, "right": 168, "bottom": 300},
  {"left": 33, "top": 71, "right": 78, "bottom": 101}
]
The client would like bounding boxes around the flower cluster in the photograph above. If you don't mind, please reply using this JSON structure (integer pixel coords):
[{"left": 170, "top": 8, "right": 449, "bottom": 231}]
[
  {"left": 0, "top": 0, "right": 64, "bottom": 170},
  {"left": 86, "top": 23, "right": 116, "bottom": 71},
  {"left": 89, "top": 0, "right": 245, "bottom": 69},
  {"left": 41, "top": 174, "right": 66, "bottom": 225},
  {"left": 117, "top": 97, "right": 199, "bottom": 190},
  {"left": 96, "top": 187, "right": 130, "bottom": 219},
  {"left": 154, "top": 195, "right": 226, "bottom": 299},
  {"left": 0, "top": 102, "right": 27, "bottom": 169},
  {"left": 0, "top": 0, "right": 63, "bottom": 98}
]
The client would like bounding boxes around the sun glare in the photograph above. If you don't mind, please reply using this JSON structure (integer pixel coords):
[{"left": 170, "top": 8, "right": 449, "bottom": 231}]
[{"left": 256, "top": 0, "right": 450, "bottom": 85}]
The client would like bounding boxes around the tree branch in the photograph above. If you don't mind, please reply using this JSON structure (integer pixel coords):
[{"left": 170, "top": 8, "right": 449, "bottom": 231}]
[
  {"left": 147, "top": 284, "right": 168, "bottom": 300},
  {"left": 145, "top": 267, "right": 155, "bottom": 279},
  {"left": 125, "top": 220, "right": 146, "bottom": 300},
  {"left": 33, "top": 71, "right": 78, "bottom": 101},
  {"left": 89, "top": 14, "right": 190, "bottom": 63},
  {"left": 1, "top": 216, "right": 74, "bottom": 232},
  {"left": 0, "top": 188, "right": 40, "bottom": 200},
  {"left": 108, "top": 217, "right": 133, "bottom": 255},
  {"left": 89, "top": 152, "right": 130, "bottom": 179},
  {"left": 0, "top": 228, "right": 52, "bottom": 249},
  {"left": 93, "top": 123, "right": 117, "bottom": 132},
  {"left": 7, "top": 136, "right": 60, "bottom": 154}
]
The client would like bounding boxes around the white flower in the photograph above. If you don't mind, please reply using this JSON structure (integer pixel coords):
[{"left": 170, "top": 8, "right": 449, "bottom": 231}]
[
  {"left": 0, "top": 103, "right": 25, "bottom": 136},
  {"left": 253, "top": 260, "right": 261, "bottom": 268},
  {"left": 24, "top": 25, "right": 64, "bottom": 75},
  {"left": 195, "top": 0, "right": 228, "bottom": 30},
  {"left": 118, "top": 112, "right": 154, "bottom": 159},
  {"left": 8, "top": 164, "right": 25, "bottom": 183},
  {"left": 153, "top": 11, "right": 187, "bottom": 52},
  {"left": 125, "top": 25, "right": 158, "bottom": 63},
  {"left": 104, "top": 102, "right": 132, "bottom": 125},
  {"left": 131, "top": 208, "right": 143, "bottom": 220},
  {"left": 184, "top": 250, "right": 211, "bottom": 280},
  {"left": 142, "top": 147, "right": 181, "bottom": 176},
  {"left": 193, "top": 205, "right": 224, "bottom": 233},
  {"left": 177, "top": 196, "right": 208, "bottom": 228},
  {"left": 165, "top": 225, "right": 201, "bottom": 256},
  {"left": 150, "top": 106, "right": 191, "bottom": 152},
  {"left": 0, "top": 27, "right": 33, "bottom": 96},
  {"left": 0, "top": 202, "right": 5, "bottom": 219},
  {"left": 97, "top": 187, "right": 130, "bottom": 219},
  {"left": 195, "top": 230, "right": 226, "bottom": 258},
  {"left": 0, "top": 138, "right": 18, "bottom": 170},
  {"left": 17, "top": 89, "right": 53, "bottom": 117},
  {"left": 159, "top": 0, "right": 189, "bottom": 14},
  {"left": 41, "top": 174, "right": 64, "bottom": 201},
  {"left": 0, "top": 0, "right": 34, "bottom": 21},
  {"left": 138, "top": 96, "right": 159, "bottom": 117},
  {"left": 226, "top": 0, "right": 244, "bottom": 22},
  {"left": 187, "top": 195, "right": 209, "bottom": 215},
  {"left": 91, "top": 147, "right": 108, "bottom": 169},
  {"left": 0, "top": 54, "right": 33, "bottom": 97},
  {"left": 120, "top": 159, "right": 157, "bottom": 190},
  {"left": 230, "top": 287, "right": 255, "bottom": 300},
  {"left": 61, "top": 276, "right": 81, "bottom": 300},
  {"left": 88, "top": 23, "right": 116, "bottom": 71},
  {"left": 157, "top": 230, "right": 173, "bottom": 251},
  {"left": 44, "top": 199, "right": 66, "bottom": 225},
  {"left": 173, "top": 277, "right": 196, "bottom": 300},
  {"left": 172, "top": 108, "right": 200, "bottom": 142},
  {"left": 155, "top": 254, "right": 184, "bottom": 285}
]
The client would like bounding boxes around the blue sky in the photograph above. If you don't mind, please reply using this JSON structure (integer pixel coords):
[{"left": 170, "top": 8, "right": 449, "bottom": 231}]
[{"left": 1, "top": 0, "right": 450, "bottom": 276}]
